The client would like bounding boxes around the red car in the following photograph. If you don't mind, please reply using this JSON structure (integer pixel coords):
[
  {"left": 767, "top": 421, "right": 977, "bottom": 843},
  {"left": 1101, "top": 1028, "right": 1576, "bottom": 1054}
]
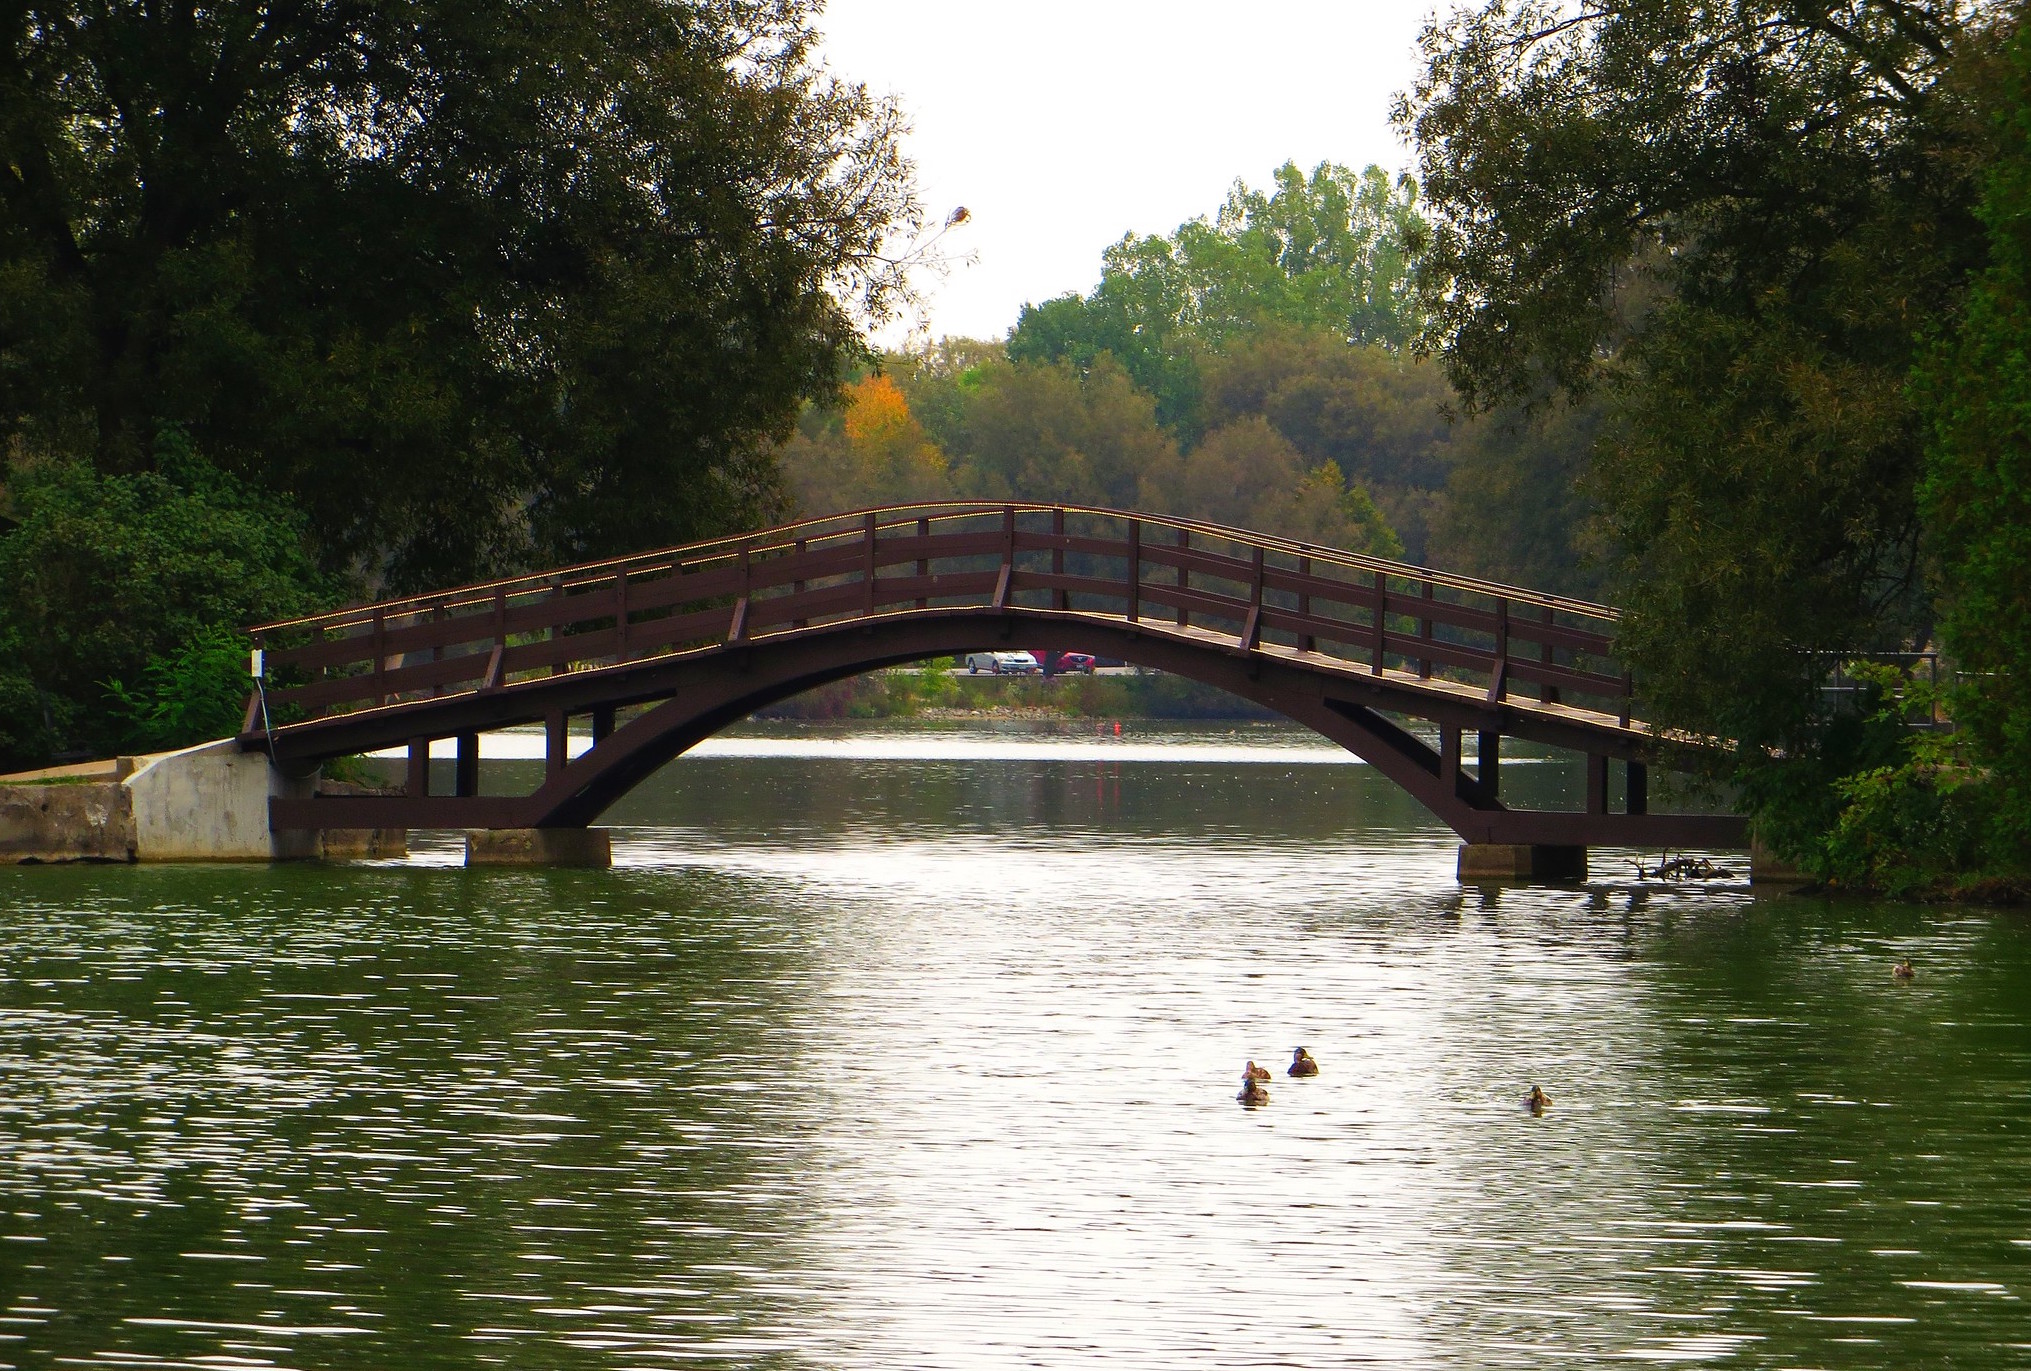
[{"left": 1041, "top": 652, "right": 1096, "bottom": 674}]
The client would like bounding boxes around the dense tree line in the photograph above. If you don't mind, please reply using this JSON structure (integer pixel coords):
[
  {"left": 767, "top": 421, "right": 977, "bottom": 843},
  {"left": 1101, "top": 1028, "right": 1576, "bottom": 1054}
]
[
  {"left": 0, "top": 0, "right": 917, "bottom": 767},
  {"left": 777, "top": 159, "right": 1605, "bottom": 588}
]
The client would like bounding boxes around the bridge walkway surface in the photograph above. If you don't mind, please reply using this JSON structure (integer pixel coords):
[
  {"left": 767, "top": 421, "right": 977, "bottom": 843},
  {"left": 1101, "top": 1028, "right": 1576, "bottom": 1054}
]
[{"left": 240, "top": 503, "right": 1748, "bottom": 873}]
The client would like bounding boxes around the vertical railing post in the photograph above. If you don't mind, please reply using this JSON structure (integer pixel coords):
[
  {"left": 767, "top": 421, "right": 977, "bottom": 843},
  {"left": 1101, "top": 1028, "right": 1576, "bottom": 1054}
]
[
  {"left": 242, "top": 630, "right": 266, "bottom": 735},
  {"left": 916, "top": 516, "right": 931, "bottom": 610},
  {"left": 993, "top": 505, "right": 1015, "bottom": 610},
  {"left": 614, "top": 566, "right": 630, "bottom": 663},
  {"left": 1419, "top": 581, "right": 1435, "bottom": 679},
  {"left": 1175, "top": 528, "right": 1190, "bottom": 630},
  {"left": 862, "top": 511, "right": 879, "bottom": 617},
  {"left": 549, "top": 576, "right": 567, "bottom": 676},
  {"left": 1539, "top": 603, "right": 1559, "bottom": 704},
  {"left": 727, "top": 544, "right": 752, "bottom": 643},
  {"left": 1619, "top": 668, "right": 1634, "bottom": 728},
  {"left": 1489, "top": 597, "right": 1510, "bottom": 703},
  {"left": 1244, "top": 544, "right": 1264, "bottom": 648},
  {"left": 1052, "top": 507, "right": 1068, "bottom": 611},
  {"left": 1297, "top": 554, "right": 1314, "bottom": 654},
  {"left": 488, "top": 584, "right": 508, "bottom": 688},
  {"left": 792, "top": 537, "right": 809, "bottom": 629},
  {"left": 1126, "top": 520, "right": 1141, "bottom": 624},
  {"left": 371, "top": 608, "right": 387, "bottom": 704},
  {"left": 1371, "top": 571, "right": 1386, "bottom": 674},
  {"left": 430, "top": 602, "right": 445, "bottom": 698}
]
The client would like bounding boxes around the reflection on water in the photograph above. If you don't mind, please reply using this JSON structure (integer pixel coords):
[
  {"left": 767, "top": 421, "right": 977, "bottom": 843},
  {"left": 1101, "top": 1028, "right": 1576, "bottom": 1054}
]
[{"left": 1, "top": 721, "right": 2027, "bottom": 1369}]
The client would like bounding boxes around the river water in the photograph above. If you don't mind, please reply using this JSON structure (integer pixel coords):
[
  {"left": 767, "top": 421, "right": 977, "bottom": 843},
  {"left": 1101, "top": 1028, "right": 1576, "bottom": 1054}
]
[{"left": 1, "top": 720, "right": 2026, "bottom": 1369}]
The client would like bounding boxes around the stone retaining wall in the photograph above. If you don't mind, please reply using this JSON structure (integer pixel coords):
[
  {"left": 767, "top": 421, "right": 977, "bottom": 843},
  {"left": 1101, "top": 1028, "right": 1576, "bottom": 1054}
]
[{"left": 0, "top": 782, "right": 137, "bottom": 862}]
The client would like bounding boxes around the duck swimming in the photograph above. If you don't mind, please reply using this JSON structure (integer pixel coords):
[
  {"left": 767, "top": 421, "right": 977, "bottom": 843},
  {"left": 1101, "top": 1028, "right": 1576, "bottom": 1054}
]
[
  {"left": 1526, "top": 1084, "right": 1552, "bottom": 1114},
  {"left": 1893, "top": 959, "right": 1915, "bottom": 980},
  {"left": 1287, "top": 1047, "right": 1319, "bottom": 1078},
  {"left": 1237, "top": 1073, "right": 1271, "bottom": 1107},
  {"left": 1244, "top": 1061, "right": 1272, "bottom": 1081}
]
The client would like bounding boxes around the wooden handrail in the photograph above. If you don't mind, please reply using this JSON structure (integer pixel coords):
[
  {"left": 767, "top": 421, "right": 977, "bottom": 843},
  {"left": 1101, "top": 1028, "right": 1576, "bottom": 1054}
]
[{"left": 250, "top": 502, "right": 1621, "bottom": 634}]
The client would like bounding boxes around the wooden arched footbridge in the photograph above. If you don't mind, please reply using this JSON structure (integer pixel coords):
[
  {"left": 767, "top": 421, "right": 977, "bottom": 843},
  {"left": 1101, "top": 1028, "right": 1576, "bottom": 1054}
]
[{"left": 244, "top": 503, "right": 1747, "bottom": 863}]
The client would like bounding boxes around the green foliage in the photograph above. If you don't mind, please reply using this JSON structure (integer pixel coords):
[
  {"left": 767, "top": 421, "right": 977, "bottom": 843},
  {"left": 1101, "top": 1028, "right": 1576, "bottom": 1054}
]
[
  {"left": 1772, "top": 664, "right": 2018, "bottom": 896},
  {"left": 0, "top": 0, "right": 918, "bottom": 588},
  {"left": 1009, "top": 162, "right": 1426, "bottom": 435},
  {"left": 1400, "top": 0, "right": 1988, "bottom": 413},
  {"left": 1734, "top": 662, "right": 1933, "bottom": 870},
  {"left": 1913, "top": 19, "right": 2031, "bottom": 851},
  {"left": 1197, "top": 326, "right": 1457, "bottom": 559},
  {"left": 774, "top": 342, "right": 1411, "bottom": 561},
  {"left": 1431, "top": 396, "right": 1605, "bottom": 599},
  {"left": 1599, "top": 304, "right": 1932, "bottom": 756},
  {"left": 0, "top": 661, "right": 53, "bottom": 767},
  {"left": 0, "top": 439, "right": 322, "bottom": 765},
  {"left": 1140, "top": 421, "right": 1404, "bottom": 558},
  {"left": 784, "top": 150, "right": 1633, "bottom": 588},
  {"left": 102, "top": 625, "right": 252, "bottom": 754},
  {"left": 948, "top": 356, "right": 1178, "bottom": 509}
]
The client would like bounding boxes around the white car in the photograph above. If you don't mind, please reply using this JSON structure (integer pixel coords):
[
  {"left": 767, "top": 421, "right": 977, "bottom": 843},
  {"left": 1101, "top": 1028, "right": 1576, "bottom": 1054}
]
[{"left": 963, "top": 651, "right": 1040, "bottom": 675}]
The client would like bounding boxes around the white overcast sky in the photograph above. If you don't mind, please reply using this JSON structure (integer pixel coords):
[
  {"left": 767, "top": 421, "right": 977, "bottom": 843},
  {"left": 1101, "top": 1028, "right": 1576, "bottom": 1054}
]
[{"left": 816, "top": 0, "right": 1442, "bottom": 345}]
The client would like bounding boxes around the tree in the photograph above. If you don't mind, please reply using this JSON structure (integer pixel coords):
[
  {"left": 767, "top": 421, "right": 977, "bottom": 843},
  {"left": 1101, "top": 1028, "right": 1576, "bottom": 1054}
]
[
  {"left": 1399, "top": 0, "right": 2003, "bottom": 765},
  {"left": 1914, "top": 17, "right": 2031, "bottom": 852},
  {"left": 1138, "top": 415, "right": 1402, "bottom": 557},
  {"left": 0, "top": 0, "right": 919, "bottom": 589},
  {"left": 1197, "top": 325, "right": 1455, "bottom": 559},
  {"left": 944, "top": 356, "right": 1177, "bottom": 509},
  {"left": 777, "top": 372, "right": 950, "bottom": 515},
  {"left": 0, "top": 434, "right": 323, "bottom": 765},
  {"left": 1431, "top": 397, "right": 1606, "bottom": 598},
  {"left": 1008, "top": 162, "right": 1425, "bottom": 436}
]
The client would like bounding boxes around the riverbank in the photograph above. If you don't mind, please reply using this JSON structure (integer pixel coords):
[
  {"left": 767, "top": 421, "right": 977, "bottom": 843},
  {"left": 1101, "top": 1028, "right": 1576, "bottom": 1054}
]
[{"left": 752, "top": 666, "right": 1277, "bottom": 722}]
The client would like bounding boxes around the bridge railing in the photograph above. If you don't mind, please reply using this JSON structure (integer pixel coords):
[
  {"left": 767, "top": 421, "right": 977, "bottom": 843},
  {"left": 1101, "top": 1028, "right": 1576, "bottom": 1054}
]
[{"left": 246, "top": 503, "right": 1633, "bottom": 732}]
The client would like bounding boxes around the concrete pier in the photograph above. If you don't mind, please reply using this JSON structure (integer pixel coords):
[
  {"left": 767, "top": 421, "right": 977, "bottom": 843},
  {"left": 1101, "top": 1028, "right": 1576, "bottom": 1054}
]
[
  {"left": 1749, "top": 838, "right": 1811, "bottom": 885},
  {"left": 1458, "top": 843, "right": 1588, "bottom": 883},
  {"left": 465, "top": 828, "right": 612, "bottom": 868},
  {"left": 317, "top": 828, "right": 409, "bottom": 860}
]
